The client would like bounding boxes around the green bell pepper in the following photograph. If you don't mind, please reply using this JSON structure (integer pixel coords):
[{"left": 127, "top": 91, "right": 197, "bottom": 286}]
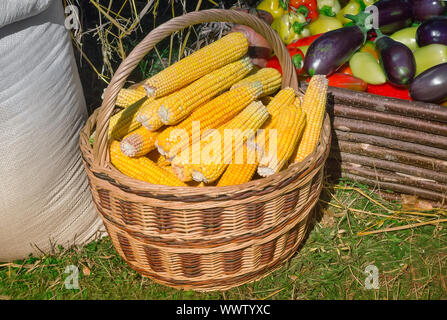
[
  {"left": 350, "top": 52, "right": 386, "bottom": 85},
  {"left": 413, "top": 44, "right": 447, "bottom": 76},
  {"left": 390, "top": 27, "right": 419, "bottom": 52}
]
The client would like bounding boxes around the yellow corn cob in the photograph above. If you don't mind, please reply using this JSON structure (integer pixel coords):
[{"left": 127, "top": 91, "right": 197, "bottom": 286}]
[
  {"left": 143, "top": 32, "right": 249, "bottom": 98},
  {"left": 231, "top": 68, "right": 282, "bottom": 97},
  {"left": 191, "top": 101, "right": 270, "bottom": 183},
  {"left": 258, "top": 104, "right": 306, "bottom": 177},
  {"left": 116, "top": 88, "right": 147, "bottom": 108},
  {"left": 135, "top": 98, "right": 166, "bottom": 131},
  {"left": 146, "top": 150, "right": 170, "bottom": 167},
  {"left": 294, "top": 75, "right": 328, "bottom": 162},
  {"left": 247, "top": 88, "right": 296, "bottom": 154},
  {"left": 156, "top": 153, "right": 171, "bottom": 167},
  {"left": 266, "top": 87, "right": 296, "bottom": 116},
  {"left": 119, "top": 127, "right": 158, "bottom": 157},
  {"left": 108, "top": 98, "right": 148, "bottom": 140},
  {"left": 109, "top": 141, "right": 186, "bottom": 186},
  {"left": 155, "top": 83, "right": 263, "bottom": 159},
  {"left": 158, "top": 57, "right": 253, "bottom": 126},
  {"left": 216, "top": 144, "right": 258, "bottom": 186}
]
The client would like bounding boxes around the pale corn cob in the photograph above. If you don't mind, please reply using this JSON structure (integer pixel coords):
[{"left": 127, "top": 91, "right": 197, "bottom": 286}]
[
  {"left": 155, "top": 83, "right": 263, "bottom": 159},
  {"left": 135, "top": 98, "right": 166, "bottom": 131},
  {"left": 191, "top": 101, "right": 270, "bottom": 183},
  {"left": 216, "top": 144, "right": 258, "bottom": 186},
  {"left": 116, "top": 88, "right": 147, "bottom": 108},
  {"left": 158, "top": 57, "right": 253, "bottom": 125},
  {"left": 247, "top": 87, "right": 296, "bottom": 153},
  {"left": 120, "top": 127, "right": 158, "bottom": 157},
  {"left": 108, "top": 98, "right": 148, "bottom": 139},
  {"left": 109, "top": 141, "right": 186, "bottom": 186},
  {"left": 294, "top": 75, "right": 328, "bottom": 162},
  {"left": 143, "top": 32, "right": 249, "bottom": 98},
  {"left": 231, "top": 68, "right": 282, "bottom": 97},
  {"left": 258, "top": 104, "right": 306, "bottom": 177}
]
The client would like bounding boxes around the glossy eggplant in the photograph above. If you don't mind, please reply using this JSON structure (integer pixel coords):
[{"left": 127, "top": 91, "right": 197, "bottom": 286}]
[
  {"left": 416, "top": 17, "right": 447, "bottom": 46},
  {"left": 303, "top": 26, "right": 366, "bottom": 76},
  {"left": 410, "top": 63, "right": 447, "bottom": 103},
  {"left": 376, "top": 35, "right": 416, "bottom": 85},
  {"left": 411, "top": 0, "right": 446, "bottom": 22},
  {"left": 373, "top": 0, "right": 413, "bottom": 34}
]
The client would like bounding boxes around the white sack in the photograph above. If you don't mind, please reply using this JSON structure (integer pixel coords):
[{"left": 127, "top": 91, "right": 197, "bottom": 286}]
[{"left": 0, "top": 0, "right": 103, "bottom": 261}]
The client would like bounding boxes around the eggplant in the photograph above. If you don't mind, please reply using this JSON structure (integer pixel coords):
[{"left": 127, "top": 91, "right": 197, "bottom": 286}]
[
  {"left": 416, "top": 17, "right": 447, "bottom": 46},
  {"left": 376, "top": 35, "right": 416, "bottom": 86},
  {"left": 411, "top": 0, "right": 446, "bottom": 22},
  {"left": 303, "top": 26, "right": 366, "bottom": 76},
  {"left": 373, "top": 0, "right": 413, "bottom": 34},
  {"left": 410, "top": 63, "right": 447, "bottom": 103}
]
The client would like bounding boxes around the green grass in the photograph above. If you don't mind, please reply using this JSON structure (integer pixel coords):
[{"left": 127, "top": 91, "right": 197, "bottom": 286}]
[{"left": 1, "top": 181, "right": 446, "bottom": 300}]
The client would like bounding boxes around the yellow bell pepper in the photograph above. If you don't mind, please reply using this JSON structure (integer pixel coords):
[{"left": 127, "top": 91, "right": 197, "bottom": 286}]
[
  {"left": 336, "top": 0, "right": 363, "bottom": 25},
  {"left": 257, "top": 0, "right": 288, "bottom": 20},
  {"left": 272, "top": 12, "right": 311, "bottom": 45},
  {"left": 309, "top": 14, "right": 343, "bottom": 35}
]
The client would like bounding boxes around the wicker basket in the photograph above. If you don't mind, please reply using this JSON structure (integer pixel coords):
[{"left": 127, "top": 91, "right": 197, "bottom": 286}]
[
  {"left": 79, "top": 9, "right": 331, "bottom": 291},
  {"left": 323, "top": 86, "right": 447, "bottom": 207}
]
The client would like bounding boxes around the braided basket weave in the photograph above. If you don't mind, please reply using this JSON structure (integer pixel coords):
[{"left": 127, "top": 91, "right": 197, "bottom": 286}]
[{"left": 79, "top": 9, "right": 331, "bottom": 291}]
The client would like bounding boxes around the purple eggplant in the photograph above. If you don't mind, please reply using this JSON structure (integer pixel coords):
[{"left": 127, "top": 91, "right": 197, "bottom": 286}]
[
  {"left": 376, "top": 35, "right": 416, "bottom": 86},
  {"left": 411, "top": 0, "right": 446, "bottom": 22},
  {"left": 373, "top": 0, "right": 413, "bottom": 34},
  {"left": 416, "top": 17, "right": 447, "bottom": 46},
  {"left": 303, "top": 26, "right": 366, "bottom": 76},
  {"left": 410, "top": 63, "right": 447, "bottom": 103}
]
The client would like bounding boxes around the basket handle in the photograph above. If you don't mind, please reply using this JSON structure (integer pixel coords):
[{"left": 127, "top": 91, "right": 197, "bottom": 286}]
[{"left": 93, "top": 9, "right": 299, "bottom": 167}]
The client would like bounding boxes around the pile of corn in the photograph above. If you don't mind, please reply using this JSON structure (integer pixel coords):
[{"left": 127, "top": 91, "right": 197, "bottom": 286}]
[{"left": 105, "top": 32, "right": 328, "bottom": 187}]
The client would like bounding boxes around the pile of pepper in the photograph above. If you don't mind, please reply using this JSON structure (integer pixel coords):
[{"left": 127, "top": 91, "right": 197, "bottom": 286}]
[{"left": 259, "top": 0, "right": 447, "bottom": 104}]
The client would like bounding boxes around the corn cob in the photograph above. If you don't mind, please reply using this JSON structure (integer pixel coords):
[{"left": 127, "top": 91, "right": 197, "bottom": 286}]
[
  {"left": 191, "top": 101, "right": 269, "bottom": 183},
  {"left": 155, "top": 83, "right": 263, "bottom": 159},
  {"left": 216, "top": 144, "right": 258, "bottom": 186},
  {"left": 158, "top": 57, "right": 253, "bottom": 126},
  {"left": 120, "top": 127, "right": 159, "bottom": 157},
  {"left": 294, "top": 75, "right": 328, "bottom": 162},
  {"left": 135, "top": 98, "right": 166, "bottom": 131},
  {"left": 109, "top": 141, "right": 186, "bottom": 186},
  {"left": 145, "top": 150, "right": 170, "bottom": 167},
  {"left": 143, "top": 32, "right": 249, "bottom": 98},
  {"left": 258, "top": 104, "right": 306, "bottom": 177},
  {"left": 116, "top": 88, "right": 147, "bottom": 108},
  {"left": 155, "top": 153, "right": 171, "bottom": 167},
  {"left": 108, "top": 98, "right": 148, "bottom": 140},
  {"left": 231, "top": 68, "right": 282, "bottom": 97},
  {"left": 247, "top": 87, "right": 296, "bottom": 153}
]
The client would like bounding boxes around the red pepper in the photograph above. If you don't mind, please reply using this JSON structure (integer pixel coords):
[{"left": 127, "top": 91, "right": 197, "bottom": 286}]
[
  {"left": 266, "top": 46, "right": 305, "bottom": 74},
  {"left": 287, "top": 33, "right": 323, "bottom": 47},
  {"left": 337, "top": 63, "right": 353, "bottom": 76},
  {"left": 367, "top": 83, "right": 412, "bottom": 100},
  {"left": 288, "top": 0, "right": 319, "bottom": 22},
  {"left": 327, "top": 73, "right": 367, "bottom": 92},
  {"left": 305, "top": 73, "right": 367, "bottom": 92}
]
